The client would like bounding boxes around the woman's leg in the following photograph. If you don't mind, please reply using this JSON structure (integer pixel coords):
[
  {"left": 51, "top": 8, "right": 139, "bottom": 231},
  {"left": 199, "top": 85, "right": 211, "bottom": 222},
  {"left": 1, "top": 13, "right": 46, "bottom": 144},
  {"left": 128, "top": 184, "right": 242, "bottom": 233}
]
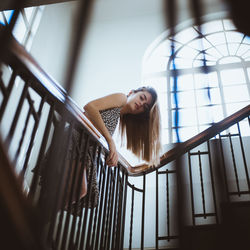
[{"left": 63, "top": 159, "right": 87, "bottom": 207}]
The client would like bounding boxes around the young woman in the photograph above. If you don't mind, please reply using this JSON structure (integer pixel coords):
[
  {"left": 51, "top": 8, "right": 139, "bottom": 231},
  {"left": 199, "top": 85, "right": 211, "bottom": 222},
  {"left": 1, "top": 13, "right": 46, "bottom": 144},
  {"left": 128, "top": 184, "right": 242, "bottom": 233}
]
[
  {"left": 84, "top": 86, "right": 161, "bottom": 167},
  {"left": 68, "top": 86, "right": 161, "bottom": 212}
]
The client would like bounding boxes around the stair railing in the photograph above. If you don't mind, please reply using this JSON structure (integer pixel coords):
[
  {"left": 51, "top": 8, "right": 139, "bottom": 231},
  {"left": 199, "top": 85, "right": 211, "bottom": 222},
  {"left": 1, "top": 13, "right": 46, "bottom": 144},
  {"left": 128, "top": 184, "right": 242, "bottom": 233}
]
[
  {"left": 0, "top": 29, "right": 134, "bottom": 250},
  {"left": 1, "top": 24, "right": 250, "bottom": 250}
]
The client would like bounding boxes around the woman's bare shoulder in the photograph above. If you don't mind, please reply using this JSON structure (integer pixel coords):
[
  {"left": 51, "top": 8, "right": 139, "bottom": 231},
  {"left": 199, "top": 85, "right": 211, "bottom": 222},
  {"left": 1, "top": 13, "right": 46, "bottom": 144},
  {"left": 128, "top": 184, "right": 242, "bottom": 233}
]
[
  {"left": 110, "top": 93, "right": 127, "bottom": 104},
  {"left": 84, "top": 92, "right": 127, "bottom": 111}
]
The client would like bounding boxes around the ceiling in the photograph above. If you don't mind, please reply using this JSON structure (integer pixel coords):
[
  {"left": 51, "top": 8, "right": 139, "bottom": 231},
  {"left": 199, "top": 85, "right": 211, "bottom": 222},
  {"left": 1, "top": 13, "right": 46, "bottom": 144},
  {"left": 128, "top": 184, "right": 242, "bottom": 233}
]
[
  {"left": 0, "top": 0, "right": 225, "bottom": 16},
  {"left": 5, "top": 0, "right": 248, "bottom": 35},
  {"left": 0, "top": 0, "right": 76, "bottom": 11}
]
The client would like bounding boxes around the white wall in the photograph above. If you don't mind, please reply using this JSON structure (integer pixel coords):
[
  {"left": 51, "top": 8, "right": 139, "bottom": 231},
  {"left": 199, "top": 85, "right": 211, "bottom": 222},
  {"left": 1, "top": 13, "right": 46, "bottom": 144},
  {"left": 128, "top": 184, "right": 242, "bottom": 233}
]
[
  {"left": 30, "top": 1, "right": 77, "bottom": 85},
  {"left": 72, "top": 13, "right": 165, "bottom": 106},
  {"left": 30, "top": 0, "right": 166, "bottom": 107},
  {"left": 29, "top": 0, "right": 227, "bottom": 107}
]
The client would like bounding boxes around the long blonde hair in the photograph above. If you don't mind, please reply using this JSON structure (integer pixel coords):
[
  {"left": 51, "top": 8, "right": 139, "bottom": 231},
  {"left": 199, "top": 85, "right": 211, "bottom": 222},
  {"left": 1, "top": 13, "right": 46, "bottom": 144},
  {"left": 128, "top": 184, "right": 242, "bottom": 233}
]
[{"left": 119, "top": 87, "right": 161, "bottom": 166}]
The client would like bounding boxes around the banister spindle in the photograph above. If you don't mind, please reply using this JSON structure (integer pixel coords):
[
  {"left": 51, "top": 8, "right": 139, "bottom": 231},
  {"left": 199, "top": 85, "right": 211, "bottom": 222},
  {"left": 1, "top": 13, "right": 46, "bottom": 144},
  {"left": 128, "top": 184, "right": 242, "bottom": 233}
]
[
  {"left": 120, "top": 172, "right": 128, "bottom": 249},
  {"left": 228, "top": 133, "right": 240, "bottom": 195},
  {"left": 99, "top": 166, "right": 111, "bottom": 249},
  {"left": 112, "top": 166, "right": 122, "bottom": 250},
  {"left": 166, "top": 170, "right": 170, "bottom": 240},
  {"left": 5, "top": 82, "right": 29, "bottom": 148},
  {"left": 129, "top": 186, "right": 135, "bottom": 250},
  {"left": 198, "top": 151, "right": 207, "bottom": 218},
  {"left": 0, "top": 70, "right": 17, "bottom": 121},
  {"left": 94, "top": 160, "right": 107, "bottom": 250},
  {"left": 236, "top": 122, "right": 250, "bottom": 191},
  {"left": 141, "top": 174, "right": 146, "bottom": 250},
  {"left": 20, "top": 95, "right": 46, "bottom": 180},
  {"left": 29, "top": 103, "right": 55, "bottom": 200}
]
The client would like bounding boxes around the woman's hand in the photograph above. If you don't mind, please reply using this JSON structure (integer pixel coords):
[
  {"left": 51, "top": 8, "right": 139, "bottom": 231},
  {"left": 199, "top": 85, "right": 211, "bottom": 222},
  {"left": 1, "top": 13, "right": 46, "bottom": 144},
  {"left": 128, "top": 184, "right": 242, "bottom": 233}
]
[
  {"left": 83, "top": 93, "right": 126, "bottom": 168},
  {"left": 106, "top": 139, "right": 118, "bottom": 167}
]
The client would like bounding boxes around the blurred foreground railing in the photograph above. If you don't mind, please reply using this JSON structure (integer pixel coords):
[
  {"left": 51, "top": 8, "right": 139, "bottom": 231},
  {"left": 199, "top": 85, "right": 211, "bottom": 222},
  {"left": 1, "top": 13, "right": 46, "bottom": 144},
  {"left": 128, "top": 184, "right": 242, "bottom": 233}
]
[
  {"left": 1, "top": 26, "right": 250, "bottom": 250},
  {"left": 0, "top": 29, "right": 134, "bottom": 250}
]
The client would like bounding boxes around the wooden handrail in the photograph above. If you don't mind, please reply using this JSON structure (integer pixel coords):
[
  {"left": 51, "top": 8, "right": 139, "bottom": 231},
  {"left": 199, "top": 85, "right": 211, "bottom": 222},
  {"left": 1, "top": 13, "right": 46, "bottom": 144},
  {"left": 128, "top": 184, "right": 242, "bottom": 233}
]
[
  {"left": 2, "top": 29, "right": 250, "bottom": 176},
  {"left": 1, "top": 30, "right": 136, "bottom": 172},
  {"left": 130, "top": 104, "right": 250, "bottom": 176}
]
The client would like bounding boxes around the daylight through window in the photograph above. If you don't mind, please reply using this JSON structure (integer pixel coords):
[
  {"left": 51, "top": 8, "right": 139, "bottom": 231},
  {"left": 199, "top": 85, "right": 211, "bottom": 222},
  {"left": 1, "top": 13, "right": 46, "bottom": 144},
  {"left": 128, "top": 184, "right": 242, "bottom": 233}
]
[{"left": 142, "top": 18, "right": 250, "bottom": 144}]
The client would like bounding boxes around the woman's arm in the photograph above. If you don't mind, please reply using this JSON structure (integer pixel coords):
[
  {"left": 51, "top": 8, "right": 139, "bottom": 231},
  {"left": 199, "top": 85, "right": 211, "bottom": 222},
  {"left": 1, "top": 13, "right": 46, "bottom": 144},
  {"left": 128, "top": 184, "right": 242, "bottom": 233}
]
[{"left": 84, "top": 93, "right": 127, "bottom": 166}]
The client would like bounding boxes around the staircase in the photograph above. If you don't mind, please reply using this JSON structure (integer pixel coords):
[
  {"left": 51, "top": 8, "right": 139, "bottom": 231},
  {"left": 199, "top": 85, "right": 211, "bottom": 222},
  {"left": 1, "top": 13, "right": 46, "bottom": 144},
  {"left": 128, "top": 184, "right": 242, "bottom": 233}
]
[
  {"left": 182, "top": 201, "right": 250, "bottom": 250},
  {"left": 1, "top": 2, "right": 250, "bottom": 250}
]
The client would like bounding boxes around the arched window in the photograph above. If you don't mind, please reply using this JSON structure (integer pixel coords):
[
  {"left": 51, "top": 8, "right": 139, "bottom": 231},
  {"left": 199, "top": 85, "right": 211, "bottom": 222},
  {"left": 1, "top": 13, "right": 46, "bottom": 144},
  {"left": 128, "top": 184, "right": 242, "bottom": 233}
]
[{"left": 142, "top": 18, "right": 250, "bottom": 144}]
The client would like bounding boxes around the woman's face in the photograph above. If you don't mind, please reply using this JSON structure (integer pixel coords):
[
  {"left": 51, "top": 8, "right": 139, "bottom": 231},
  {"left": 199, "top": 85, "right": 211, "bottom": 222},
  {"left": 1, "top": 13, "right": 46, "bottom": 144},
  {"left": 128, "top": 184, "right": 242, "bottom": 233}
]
[{"left": 127, "top": 90, "right": 153, "bottom": 115}]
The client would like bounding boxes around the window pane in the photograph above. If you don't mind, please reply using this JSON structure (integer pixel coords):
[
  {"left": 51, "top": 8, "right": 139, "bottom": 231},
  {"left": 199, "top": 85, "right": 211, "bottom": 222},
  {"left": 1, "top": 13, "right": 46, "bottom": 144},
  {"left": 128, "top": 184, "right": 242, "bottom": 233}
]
[
  {"left": 142, "top": 18, "right": 250, "bottom": 144},
  {"left": 226, "top": 102, "right": 250, "bottom": 115},
  {"left": 175, "top": 27, "right": 198, "bottom": 43},
  {"left": 13, "top": 15, "right": 26, "bottom": 42},
  {"left": 216, "top": 44, "right": 229, "bottom": 56},
  {"left": 201, "top": 54, "right": 217, "bottom": 66},
  {"left": 206, "top": 47, "right": 223, "bottom": 59},
  {"left": 204, "top": 59, "right": 217, "bottom": 66},
  {"left": 197, "top": 107, "right": 214, "bottom": 124},
  {"left": 171, "top": 110, "right": 178, "bottom": 127},
  {"left": 188, "top": 37, "right": 211, "bottom": 50},
  {"left": 196, "top": 89, "right": 211, "bottom": 106},
  {"left": 161, "top": 109, "right": 168, "bottom": 128},
  {"left": 238, "top": 120, "right": 250, "bottom": 137},
  {"left": 194, "top": 72, "right": 218, "bottom": 89},
  {"left": 210, "top": 88, "right": 222, "bottom": 105},
  {"left": 219, "top": 56, "right": 241, "bottom": 64},
  {"left": 161, "top": 129, "right": 170, "bottom": 145},
  {"left": 247, "top": 68, "right": 250, "bottom": 80},
  {"left": 31, "top": 8, "right": 43, "bottom": 33},
  {"left": 25, "top": 36, "right": 33, "bottom": 50},
  {"left": 24, "top": 7, "right": 34, "bottom": 24},
  {"left": 206, "top": 33, "right": 226, "bottom": 46},
  {"left": 243, "top": 36, "right": 250, "bottom": 45},
  {"left": 211, "top": 105, "right": 224, "bottom": 122},
  {"left": 171, "top": 91, "right": 196, "bottom": 108},
  {"left": 177, "top": 46, "right": 199, "bottom": 60},
  {"left": 199, "top": 125, "right": 210, "bottom": 133},
  {"left": 228, "top": 43, "right": 240, "bottom": 55},
  {"left": 159, "top": 93, "right": 168, "bottom": 128},
  {"left": 171, "top": 58, "right": 194, "bottom": 69},
  {"left": 201, "top": 20, "right": 223, "bottom": 34},
  {"left": 236, "top": 44, "right": 250, "bottom": 57},
  {"left": 227, "top": 124, "right": 239, "bottom": 134},
  {"left": 223, "top": 85, "right": 249, "bottom": 103},
  {"left": 176, "top": 126, "right": 198, "bottom": 142},
  {"left": 153, "top": 40, "right": 173, "bottom": 57},
  {"left": 225, "top": 31, "right": 244, "bottom": 44},
  {"left": 3, "top": 10, "right": 14, "bottom": 24},
  {"left": 220, "top": 68, "right": 245, "bottom": 85},
  {"left": 168, "top": 37, "right": 183, "bottom": 51},
  {"left": 171, "top": 74, "right": 194, "bottom": 91},
  {"left": 193, "top": 58, "right": 205, "bottom": 67},
  {"left": 0, "top": 13, "right": 5, "bottom": 25},
  {"left": 242, "top": 50, "right": 250, "bottom": 60},
  {"left": 173, "top": 108, "right": 197, "bottom": 126}
]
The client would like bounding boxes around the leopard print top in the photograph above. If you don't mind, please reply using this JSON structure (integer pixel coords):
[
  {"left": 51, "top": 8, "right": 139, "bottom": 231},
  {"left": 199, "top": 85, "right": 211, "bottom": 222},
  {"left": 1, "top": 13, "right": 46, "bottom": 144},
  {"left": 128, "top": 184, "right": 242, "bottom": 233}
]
[
  {"left": 68, "top": 107, "right": 121, "bottom": 212},
  {"left": 99, "top": 107, "right": 121, "bottom": 136}
]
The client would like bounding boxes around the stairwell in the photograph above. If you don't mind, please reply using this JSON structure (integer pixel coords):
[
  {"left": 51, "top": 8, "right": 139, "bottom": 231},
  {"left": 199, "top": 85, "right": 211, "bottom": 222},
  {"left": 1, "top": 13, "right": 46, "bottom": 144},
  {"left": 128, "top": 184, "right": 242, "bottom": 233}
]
[{"left": 1, "top": 1, "right": 250, "bottom": 249}]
